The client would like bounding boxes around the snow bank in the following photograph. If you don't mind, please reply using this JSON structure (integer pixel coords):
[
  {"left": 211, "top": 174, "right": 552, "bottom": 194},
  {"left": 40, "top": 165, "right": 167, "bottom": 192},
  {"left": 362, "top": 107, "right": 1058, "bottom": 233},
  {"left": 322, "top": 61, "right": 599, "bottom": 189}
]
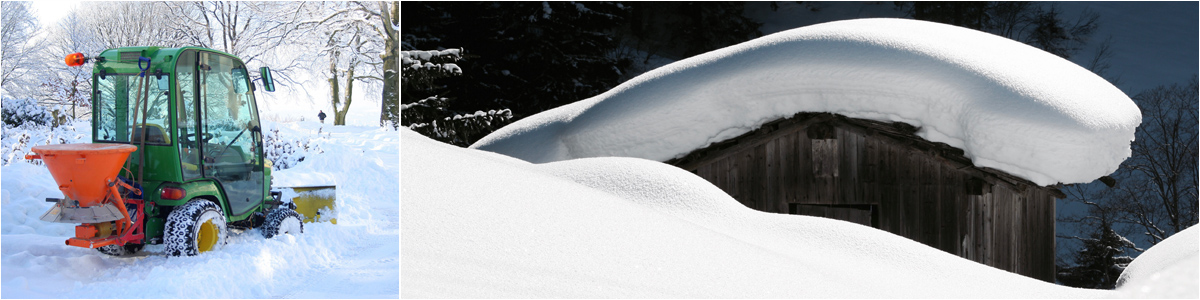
[
  {"left": 404, "top": 129, "right": 1113, "bottom": 297},
  {"left": 1, "top": 120, "right": 398, "bottom": 298},
  {"left": 471, "top": 18, "right": 1140, "bottom": 186},
  {"left": 1114, "top": 225, "right": 1199, "bottom": 298}
]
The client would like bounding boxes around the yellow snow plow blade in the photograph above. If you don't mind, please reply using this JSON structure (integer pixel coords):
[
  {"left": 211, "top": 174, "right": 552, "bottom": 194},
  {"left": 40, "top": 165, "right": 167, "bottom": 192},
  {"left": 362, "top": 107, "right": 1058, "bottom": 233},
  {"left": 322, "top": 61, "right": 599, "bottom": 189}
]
[{"left": 285, "top": 185, "right": 337, "bottom": 224}]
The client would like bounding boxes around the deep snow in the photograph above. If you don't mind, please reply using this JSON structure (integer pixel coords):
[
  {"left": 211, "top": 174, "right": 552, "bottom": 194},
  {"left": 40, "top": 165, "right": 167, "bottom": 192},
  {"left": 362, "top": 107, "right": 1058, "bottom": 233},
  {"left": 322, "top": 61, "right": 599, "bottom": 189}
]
[
  {"left": 405, "top": 128, "right": 1193, "bottom": 297},
  {"left": 471, "top": 18, "right": 1140, "bottom": 186},
  {"left": 1, "top": 121, "right": 399, "bottom": 298},
  {"left": 1115, "top": 225, "right": 1200, "bottom": 298}
]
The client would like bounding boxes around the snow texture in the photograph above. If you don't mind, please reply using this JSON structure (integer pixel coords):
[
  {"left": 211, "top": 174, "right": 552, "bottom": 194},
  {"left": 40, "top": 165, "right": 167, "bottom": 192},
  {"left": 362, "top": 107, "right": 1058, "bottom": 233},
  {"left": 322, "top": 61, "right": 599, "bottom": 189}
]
[
  {"left": 404, "top": 128, "right": 1139, "bottom": 298},
  {"left": 471, "top": 18, "right": 1141, "bottom": 186},
  {"left": 1, "top": 120, "right": 398, "bottom": 298},
  {"left": 1115, "top": 225, "right": 1199, "bottom": 298}
]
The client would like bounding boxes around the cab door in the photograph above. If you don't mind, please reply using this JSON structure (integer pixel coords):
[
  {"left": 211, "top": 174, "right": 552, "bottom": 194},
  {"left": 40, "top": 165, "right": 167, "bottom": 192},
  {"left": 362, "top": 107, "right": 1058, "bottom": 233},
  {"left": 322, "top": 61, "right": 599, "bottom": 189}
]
[{"left": 177, "top": 50, "right": 265, "bottom": 216}]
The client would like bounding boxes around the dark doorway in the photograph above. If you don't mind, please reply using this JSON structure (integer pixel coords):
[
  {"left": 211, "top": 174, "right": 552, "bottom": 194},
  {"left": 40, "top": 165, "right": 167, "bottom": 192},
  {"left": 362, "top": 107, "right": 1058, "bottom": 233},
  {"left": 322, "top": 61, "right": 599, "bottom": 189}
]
[{"left": 789, "top": 204, "right": 879, "bottom": 228}]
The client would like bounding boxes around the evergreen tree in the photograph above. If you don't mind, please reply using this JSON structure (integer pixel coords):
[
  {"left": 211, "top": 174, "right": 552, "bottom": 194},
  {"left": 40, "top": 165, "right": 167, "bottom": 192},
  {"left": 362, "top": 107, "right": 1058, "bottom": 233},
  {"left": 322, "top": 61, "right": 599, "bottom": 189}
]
[
  {"left": 896, "top": 2, "right": 1098, "bottom": 59},
  {"left": 1057, "top": 219, "right": 1137, "bottom": 289},
  {"left": 620, "top": 2, "right": 761, "bottom": 66},
  {"left": 906, "top": 2, "right": 990, "bottom": 29},
  {"left": 624, "top": 2, "right": 761, "bottom": 58},
  {"left": 402, "top": 2, "right": 763, "bottom": 144},
  {"left": 403, "top": 2, "right": 630, "bottom": 127},
  {"left": 401, "top": 48, "right": 512, "bottom": 147}
]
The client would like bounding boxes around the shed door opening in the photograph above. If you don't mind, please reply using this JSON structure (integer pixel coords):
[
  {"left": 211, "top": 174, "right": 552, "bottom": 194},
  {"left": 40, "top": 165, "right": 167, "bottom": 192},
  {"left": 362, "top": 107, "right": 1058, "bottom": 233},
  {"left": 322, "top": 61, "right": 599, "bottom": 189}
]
[{"left": 790, "top": 204, "right": 879, "bottom": 228}]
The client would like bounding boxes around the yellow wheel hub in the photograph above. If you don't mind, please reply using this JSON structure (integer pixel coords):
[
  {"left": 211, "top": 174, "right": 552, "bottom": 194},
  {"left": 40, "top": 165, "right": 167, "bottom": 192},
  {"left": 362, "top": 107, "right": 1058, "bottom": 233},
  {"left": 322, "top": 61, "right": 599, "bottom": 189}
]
[{"left": 197, "top": 219, "right": 218, "bottom": 253}]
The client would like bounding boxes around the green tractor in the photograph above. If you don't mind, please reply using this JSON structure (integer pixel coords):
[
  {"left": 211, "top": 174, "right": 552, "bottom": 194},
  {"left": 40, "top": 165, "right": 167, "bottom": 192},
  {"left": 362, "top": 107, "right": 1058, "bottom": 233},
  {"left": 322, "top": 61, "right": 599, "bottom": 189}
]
[{"left": 27, "top": 46, "right": 315, "bottom": 256}]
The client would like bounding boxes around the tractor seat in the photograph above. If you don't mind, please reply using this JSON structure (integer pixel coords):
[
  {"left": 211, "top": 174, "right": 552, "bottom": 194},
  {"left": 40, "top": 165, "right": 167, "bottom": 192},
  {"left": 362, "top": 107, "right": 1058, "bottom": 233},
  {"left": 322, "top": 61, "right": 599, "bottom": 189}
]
[{"left": 131, "top": 124, "right": 170, "bottom": 144}]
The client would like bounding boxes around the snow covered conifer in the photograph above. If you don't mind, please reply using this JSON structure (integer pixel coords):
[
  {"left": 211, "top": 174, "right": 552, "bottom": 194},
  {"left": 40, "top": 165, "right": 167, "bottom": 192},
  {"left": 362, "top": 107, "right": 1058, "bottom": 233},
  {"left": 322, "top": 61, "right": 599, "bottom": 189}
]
[
  {"left": 401, "top": 49, "right": 512, "bottom": 146},
  {"left": 1057, "top": 220, "right": 1137, "bottom": 289},
  {"left": 402, "top": 2, "right": 630, "bottom": 122}
]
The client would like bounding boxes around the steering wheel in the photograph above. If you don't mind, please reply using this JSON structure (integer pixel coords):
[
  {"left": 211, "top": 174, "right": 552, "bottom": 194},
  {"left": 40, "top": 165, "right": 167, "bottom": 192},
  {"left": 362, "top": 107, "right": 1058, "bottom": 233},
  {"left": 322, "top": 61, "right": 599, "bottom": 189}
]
[{"left": 184, "top": 132, "right": 214, "bottom": 144}]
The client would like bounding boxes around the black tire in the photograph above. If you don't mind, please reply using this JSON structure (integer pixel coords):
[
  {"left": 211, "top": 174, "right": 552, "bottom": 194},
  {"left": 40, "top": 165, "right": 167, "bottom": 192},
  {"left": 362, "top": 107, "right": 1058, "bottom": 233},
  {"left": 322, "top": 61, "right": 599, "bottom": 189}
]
[
  {"left": 163, "top": 199, "right": 227, "bottom": 256},
  {"left": 260, "top": 207, "right": 303, "bottom": 239},
  {"left": 96, "top": 243, "right": 145, "bottom": 256}
]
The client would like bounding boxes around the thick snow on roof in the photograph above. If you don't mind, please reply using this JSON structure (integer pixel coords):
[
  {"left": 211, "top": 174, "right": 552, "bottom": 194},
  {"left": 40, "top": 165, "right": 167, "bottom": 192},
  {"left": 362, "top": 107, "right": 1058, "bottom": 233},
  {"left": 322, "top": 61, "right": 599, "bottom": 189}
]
[
  {"left": 405, "top": 129, "right": 1132, "bottom": 297},
  {"left": 471, "top": 18, "right": 1141, "bottom": 186}
]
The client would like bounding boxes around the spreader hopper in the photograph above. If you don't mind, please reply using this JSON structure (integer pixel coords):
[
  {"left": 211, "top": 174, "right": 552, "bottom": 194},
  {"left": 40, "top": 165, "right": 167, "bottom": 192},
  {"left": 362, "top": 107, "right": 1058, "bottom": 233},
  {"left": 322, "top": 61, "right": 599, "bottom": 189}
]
[
  {"left": 29, "top": 143, "right": 137, "bottom": 207},
  {"left": 27, "top": 143, "right": 143, "bottom": 248}
]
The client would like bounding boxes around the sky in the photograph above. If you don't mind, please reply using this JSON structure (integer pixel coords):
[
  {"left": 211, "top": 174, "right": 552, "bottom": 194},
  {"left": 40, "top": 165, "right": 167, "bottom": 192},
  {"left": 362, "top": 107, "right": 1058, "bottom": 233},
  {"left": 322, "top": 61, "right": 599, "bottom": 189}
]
[{"left": 30, "top": 1, "right": 80, "bottom": 28}]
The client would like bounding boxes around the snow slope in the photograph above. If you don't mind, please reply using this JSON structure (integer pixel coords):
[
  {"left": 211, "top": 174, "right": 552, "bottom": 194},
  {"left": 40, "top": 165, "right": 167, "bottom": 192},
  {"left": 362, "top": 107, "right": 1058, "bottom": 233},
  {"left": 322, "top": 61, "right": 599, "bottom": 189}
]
[
  {"left": 1115, "top": 225, "right": 1199, "bottom": 298},
  {"left": 0, "top": 121, "right": 398, "bottom": 298},
  {"left": 470, "top": 18, "right": 1140, "bottom": 186},
  {"left": 404, "top": 128, "right": 1132, "bottom": 298}
]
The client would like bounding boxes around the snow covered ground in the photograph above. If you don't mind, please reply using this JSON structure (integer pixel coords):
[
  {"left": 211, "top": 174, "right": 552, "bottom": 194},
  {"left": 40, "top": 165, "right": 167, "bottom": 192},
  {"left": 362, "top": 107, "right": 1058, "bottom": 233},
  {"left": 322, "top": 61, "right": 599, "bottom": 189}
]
[
  {"left": 405, "top": 128, "right": 1194, "bottom": 297},
  {"left": 0, "top": 121, "right": 399, "bottom": 298}
]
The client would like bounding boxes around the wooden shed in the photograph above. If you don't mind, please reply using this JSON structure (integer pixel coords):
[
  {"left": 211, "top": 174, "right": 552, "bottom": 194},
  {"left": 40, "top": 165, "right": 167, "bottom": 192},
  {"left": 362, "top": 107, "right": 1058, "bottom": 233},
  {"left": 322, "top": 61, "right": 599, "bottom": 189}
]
[{"left": 666, "top": 112, "right": 1062, "bottom": 282}]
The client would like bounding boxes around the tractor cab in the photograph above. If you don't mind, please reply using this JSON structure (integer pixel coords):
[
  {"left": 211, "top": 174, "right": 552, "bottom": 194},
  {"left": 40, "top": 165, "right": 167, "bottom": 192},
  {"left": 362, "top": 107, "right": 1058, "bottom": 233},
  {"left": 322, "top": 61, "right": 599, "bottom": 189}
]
[{"left": 91, "top": 47, "right": 269, "bottom": 218}]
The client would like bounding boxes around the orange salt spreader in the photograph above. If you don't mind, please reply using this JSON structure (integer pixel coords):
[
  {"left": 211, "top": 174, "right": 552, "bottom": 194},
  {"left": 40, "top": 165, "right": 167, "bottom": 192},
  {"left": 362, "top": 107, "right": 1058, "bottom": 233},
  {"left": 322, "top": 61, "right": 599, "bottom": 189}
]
[{"left": 27, "top": 143, "right": 146, "bottom": 249}]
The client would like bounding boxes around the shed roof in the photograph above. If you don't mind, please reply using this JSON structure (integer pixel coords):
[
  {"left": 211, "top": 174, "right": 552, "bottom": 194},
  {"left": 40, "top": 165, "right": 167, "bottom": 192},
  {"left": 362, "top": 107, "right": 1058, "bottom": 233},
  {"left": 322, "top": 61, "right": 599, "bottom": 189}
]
[{"left": 470, "top": 18, "right": 1141, "bottom": 186}]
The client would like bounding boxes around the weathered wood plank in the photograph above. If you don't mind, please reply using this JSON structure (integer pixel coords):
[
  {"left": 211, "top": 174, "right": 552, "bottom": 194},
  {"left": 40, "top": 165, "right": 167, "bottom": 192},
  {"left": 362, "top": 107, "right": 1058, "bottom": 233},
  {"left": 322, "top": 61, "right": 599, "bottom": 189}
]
[
  {"left": 982, "top": 189, "right": 993, "bottom": 267},
  {"left": 800, "top": 129, "right": 815, "bottom": 203},
  {"left": 940, "top": 166, "right": 959, "bottom": 255},
  {"left": 781, "top": 132, "right": 795, "bottom": 205},
  {"left": 902, "top": 148, "right": 919, "bottom": 239},
  {"left": 771, "top": 138, "right": 783, "bottom": 213},
  {"left": 954, "top": 170, "right": 970, "bottom": 259},
  {"left": 738, "top": 152, "right": 750, "bottom": 208},
  {"left": 921, "top": 158, "right": 939, "bottom": 247},
  {"left": 846, "top": 128, "right": 860, "bottom": 204},
  {"left": 995, "top": 187, "right": 1012, "bottom": 272},
  {"left": 754, "top": 144, "right": 767, "bottom": 212},
  {"left": 881, "top": 144, "right": 893, "bottom": 229}
]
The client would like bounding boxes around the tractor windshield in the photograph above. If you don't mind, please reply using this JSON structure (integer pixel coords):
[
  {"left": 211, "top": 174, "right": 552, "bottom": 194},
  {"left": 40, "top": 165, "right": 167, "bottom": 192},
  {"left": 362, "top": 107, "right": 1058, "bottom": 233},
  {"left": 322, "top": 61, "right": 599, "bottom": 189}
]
[{"left": 94, "top": 74, "right": 172, "bottom": 144}]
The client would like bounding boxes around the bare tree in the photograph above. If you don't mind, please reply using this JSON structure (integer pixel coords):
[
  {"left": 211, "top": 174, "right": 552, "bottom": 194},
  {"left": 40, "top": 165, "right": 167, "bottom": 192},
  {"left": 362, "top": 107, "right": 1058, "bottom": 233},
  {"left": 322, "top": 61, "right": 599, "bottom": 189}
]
[
  {"left": 40, "top": 10, "right": 102, "bottom": 120},
  {"left": 314, "top": 1, "right": 385, "bottom": 125},
  {"left": 1, "top": 1, "right": 45, "bottom": 98},
  {"left": 1056, "top": 77, "right": 1197, "bottom": 285},
  {"left": 380, "top": 1, "right": 398, "bottom": 129},
  {"left": 78, "top": 2, "right": 185, "bottom": 49},
  {"left": 1084, "top": 35, "right": 1122, "bottom": 88},
  {"left": 1116, "top": 76, "right": 1199, "bottom": 244},
  {"left": 162, "top": 1, "right": 325, "bottom": 89}
]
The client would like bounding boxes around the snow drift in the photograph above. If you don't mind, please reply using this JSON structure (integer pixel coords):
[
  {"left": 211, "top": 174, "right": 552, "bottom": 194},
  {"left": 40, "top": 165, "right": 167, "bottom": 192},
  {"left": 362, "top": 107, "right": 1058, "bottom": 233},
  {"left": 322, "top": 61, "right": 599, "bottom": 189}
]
[
  {"left": 1115, "top": 225, "right": 1199, "bottom": 298},
  {"left": 1, "top": 121, "right": 399, "bottom": 298},
  {"left": 471, "top": 18, "right": 1141, "bottom": 186},
  {"left": 404, "top": 129, "right": 1125, "bottom": 298}
]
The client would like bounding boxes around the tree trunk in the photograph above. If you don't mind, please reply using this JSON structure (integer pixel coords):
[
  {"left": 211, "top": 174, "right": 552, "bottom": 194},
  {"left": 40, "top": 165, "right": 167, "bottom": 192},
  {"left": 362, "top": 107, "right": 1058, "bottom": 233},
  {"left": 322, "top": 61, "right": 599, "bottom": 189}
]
[
  {"left": 329, "top": 56, "right": 341, "bottom": 125},
  {"left": 338, "top": 67, "right": 354, "bottom": 125},
  {"left": 379, "top": 1, "right": 399, "bottom": 129}
]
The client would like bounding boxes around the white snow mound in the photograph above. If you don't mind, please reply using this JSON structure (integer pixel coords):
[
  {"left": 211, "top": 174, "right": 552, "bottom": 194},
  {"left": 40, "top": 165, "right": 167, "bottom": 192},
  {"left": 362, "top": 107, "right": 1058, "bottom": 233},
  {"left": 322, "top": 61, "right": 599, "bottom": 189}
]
[
  {"left": 471, "top": 18, "right": 1141, "bottom": 186},
  {"left": 1114, "top": 225, "right": 1199, "bottom": 298},
  {"left": 403, "top": 128, "right": 1114, "bottom": 297}
]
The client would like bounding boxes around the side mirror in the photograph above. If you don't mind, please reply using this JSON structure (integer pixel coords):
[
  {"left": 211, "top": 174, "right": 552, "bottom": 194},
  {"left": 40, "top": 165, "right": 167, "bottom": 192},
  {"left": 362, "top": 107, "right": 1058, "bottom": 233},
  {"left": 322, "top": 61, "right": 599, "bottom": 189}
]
[{"left": 260, "top": 67, "right": 275, "bottom": 92}]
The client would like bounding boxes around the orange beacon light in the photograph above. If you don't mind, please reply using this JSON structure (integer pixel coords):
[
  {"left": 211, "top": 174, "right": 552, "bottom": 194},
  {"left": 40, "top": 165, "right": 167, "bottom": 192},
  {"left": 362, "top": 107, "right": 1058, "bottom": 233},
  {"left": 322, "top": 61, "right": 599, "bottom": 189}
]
[{"left": 65, "top": 52, "right": 87, "bottom": 67}]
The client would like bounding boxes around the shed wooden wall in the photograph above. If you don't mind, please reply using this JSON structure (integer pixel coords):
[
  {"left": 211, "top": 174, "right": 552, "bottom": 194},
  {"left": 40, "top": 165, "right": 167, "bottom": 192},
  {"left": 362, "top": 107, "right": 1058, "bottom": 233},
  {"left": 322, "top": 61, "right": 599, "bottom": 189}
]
[{"left": 669, "top": 113, "right": 1057, "bottom": 282}]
